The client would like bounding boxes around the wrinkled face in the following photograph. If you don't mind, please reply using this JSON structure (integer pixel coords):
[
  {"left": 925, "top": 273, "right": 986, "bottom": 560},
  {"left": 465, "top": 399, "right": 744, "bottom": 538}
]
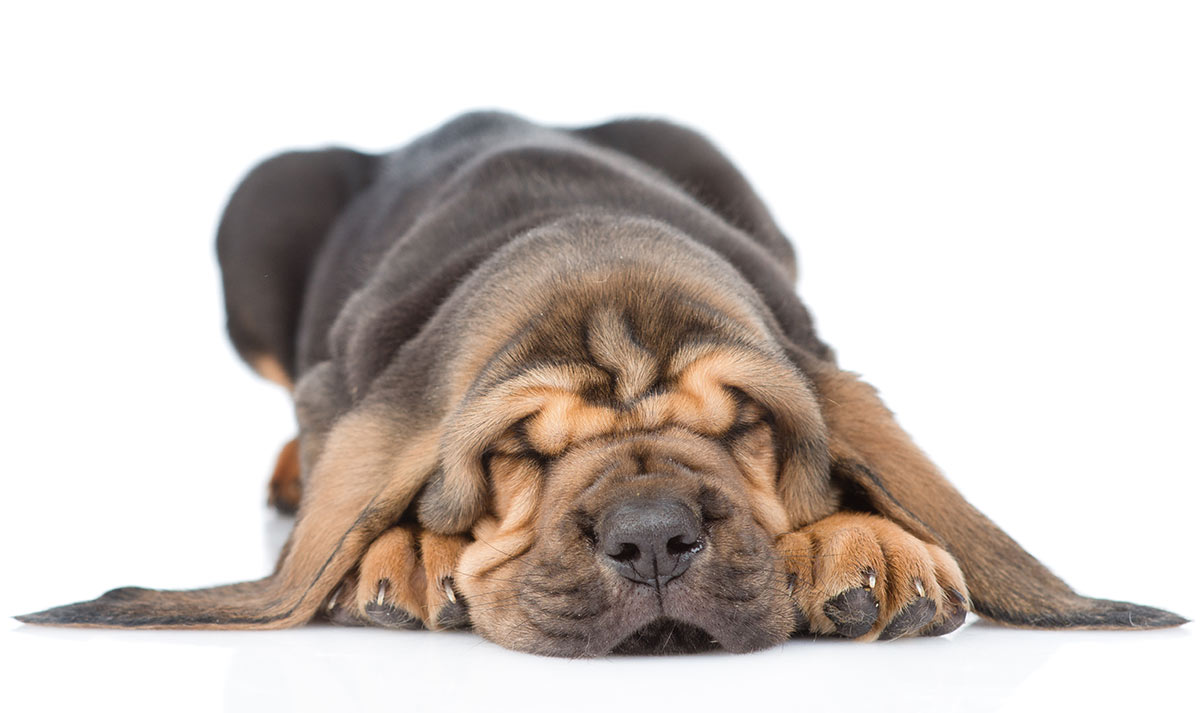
[
  {"left": 457, "top": 426, "right": 798, "bottom": 655},
  {"left": 427, "top": 324, "right": 833, "bottom": 655}
]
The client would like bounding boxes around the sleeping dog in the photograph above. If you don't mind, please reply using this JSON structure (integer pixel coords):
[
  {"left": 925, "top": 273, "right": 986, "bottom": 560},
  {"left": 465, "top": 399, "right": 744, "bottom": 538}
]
[{"left": 18, "top": 112, "right": 1185, "bottom": 655}]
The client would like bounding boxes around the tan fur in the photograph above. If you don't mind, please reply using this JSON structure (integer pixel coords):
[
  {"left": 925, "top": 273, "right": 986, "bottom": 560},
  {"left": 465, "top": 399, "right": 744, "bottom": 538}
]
[
  {"left": 667, "top": 343, "right": 836, "bottom": 527},
  {"left": 525, "top": 393, "right": 618, "bottom": 456},
  {"left": 348, "top": 525, "right": 471, "bottom": 628},
  {"left": 779, "top": 512, "right": 968, "bottom": 640},
  {"left": 460, "top": 515, "right": 527, "bottom": 583},
  {"left": 487, "top": 454, "right": 544, "bottom": 531},
  {"left": 727, "top": 422, "right": 790, "bottom": 536},
  {"left": 435, "top": 363, "right": 611, "bottom": 530},
  {"left": 396, "top": 314, "right": 842, "bottom": 650},
  {"left": 357, "top": 526, "right": 424, "bottom": 615},
  {"left": 417, "top": 531, "right": 471, "bottom": 626},
  {"left": 252, "top": 354, "right": 293, "bottom": 391},
  {"left": 267, "top": 437, "right": 301, "bottom": 512},
  {"left": 429, "top": 329, "right": 835, "bottom": 536},
  {"left": 451, "top": 343, "right": 819, "bottom": 462}
]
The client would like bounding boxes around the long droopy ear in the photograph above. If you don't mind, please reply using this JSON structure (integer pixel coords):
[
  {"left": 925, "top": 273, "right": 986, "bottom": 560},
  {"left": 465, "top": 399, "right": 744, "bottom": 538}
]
[
  {"left": 805, "top": 360, "right": 1185, "bottom": 630},
  {"left": 17, "top": 406, "right": 436, "bottom": 628}
]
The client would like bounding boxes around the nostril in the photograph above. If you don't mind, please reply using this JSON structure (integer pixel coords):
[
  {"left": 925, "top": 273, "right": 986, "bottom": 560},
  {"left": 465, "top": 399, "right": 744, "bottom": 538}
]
[
  {"left": 666, "top": 535, "right": 702, "bottom": 557},
  {"left": 609, "top": 542, "right": 640, "bottom": 563}
]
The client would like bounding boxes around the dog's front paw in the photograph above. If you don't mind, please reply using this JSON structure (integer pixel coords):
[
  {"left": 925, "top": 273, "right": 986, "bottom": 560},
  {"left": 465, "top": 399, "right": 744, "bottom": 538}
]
[
  {"left": 324, "top": 525, "right": 472, "bottom": 631},
  {"left": 777, "top": 513, "right": 969, "bottom": 640}
]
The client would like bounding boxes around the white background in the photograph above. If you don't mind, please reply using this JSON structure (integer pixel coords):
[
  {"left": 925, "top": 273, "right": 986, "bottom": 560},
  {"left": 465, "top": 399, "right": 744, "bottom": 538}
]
[{"left": 1, "top": 2, "right": 1196, "bottom": 711}]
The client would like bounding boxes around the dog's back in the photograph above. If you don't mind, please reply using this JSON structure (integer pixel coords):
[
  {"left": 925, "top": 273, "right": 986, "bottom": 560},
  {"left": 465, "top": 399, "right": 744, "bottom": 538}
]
[{"left": 217, "top": 112, "right": 828, "bottom": 389}]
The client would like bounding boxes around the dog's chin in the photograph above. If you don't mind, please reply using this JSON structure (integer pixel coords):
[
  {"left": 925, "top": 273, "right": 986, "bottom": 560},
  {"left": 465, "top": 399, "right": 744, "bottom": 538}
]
[
  {"left": 504, "top": 576, "right": 795, "bottom": 657},
  {"left": 515, "top": 613, "right": 777, "bottom": 658},
  {"left": 557, "top": 604, "right": 789, "bottom": 657},
  {"left": 609, "top": 619, "right": 720, "bottom": 655}
]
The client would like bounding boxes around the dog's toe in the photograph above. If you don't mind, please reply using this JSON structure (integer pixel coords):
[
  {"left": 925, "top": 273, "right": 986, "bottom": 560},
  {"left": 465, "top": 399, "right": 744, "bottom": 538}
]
[
  {"left": 324, "top": 579, "right": 367, "bottom": 627},
  {"left": 432, "top": 579, "right": 470, "bottom": 630},
  {"left": 923, "top": 589, "right": 968, "bottom": 636},
  {"left": 823, "top": 587, "right": 879, "bottom": 638},
  {"left": 363, "top": 583, "right": 424, "bottom": 630},
  {"left": 879, "top": 593, "right": 937, "bottom": 640}
]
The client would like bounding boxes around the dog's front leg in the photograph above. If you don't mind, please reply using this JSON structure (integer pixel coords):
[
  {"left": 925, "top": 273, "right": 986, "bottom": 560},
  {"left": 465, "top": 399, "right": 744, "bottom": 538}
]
[{"left": 326, "top": 526, "right": 472, "bottom": 631}]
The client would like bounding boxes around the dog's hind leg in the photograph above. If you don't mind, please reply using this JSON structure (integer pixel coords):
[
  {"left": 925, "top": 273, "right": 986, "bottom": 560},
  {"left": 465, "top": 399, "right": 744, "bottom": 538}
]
[{"left": 267, "top": 437, "right": 302, "bottom": 514}]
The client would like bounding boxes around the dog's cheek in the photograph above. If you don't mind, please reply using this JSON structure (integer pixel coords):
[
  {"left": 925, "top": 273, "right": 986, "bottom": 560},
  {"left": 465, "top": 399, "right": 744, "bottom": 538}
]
[
  {"left": 685, "top": 522, "right": 794, "bottom": 650},
  {"left": 455, "top": 554, "right": 537, "bottom": 650}
]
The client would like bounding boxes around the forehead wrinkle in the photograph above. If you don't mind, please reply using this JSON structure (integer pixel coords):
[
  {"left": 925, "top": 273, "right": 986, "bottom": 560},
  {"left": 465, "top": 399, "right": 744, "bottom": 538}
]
[
  {"left": 525, "top": 391, "right": 619, "bottom": 456},
  {"left": 450, "top": 241, "right": 779, "bottom": 409},
  {"left": 585, "top": 306, "right": 658, "bottom": 404},
  {"left": 554, "top": 427, "right": 744, "bottom": 501},
  {"left": 574, "top": 444, "right": 640, "bottom": 500}
]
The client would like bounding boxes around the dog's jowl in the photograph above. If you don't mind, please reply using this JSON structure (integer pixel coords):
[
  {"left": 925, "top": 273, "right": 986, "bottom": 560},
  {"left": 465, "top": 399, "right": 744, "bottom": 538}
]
[{"left": 19, "top": 113, "right": 1185, "bottom": 655}]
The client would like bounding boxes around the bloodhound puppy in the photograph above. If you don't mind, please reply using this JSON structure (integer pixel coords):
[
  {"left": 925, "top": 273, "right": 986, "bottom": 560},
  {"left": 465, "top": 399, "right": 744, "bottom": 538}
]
[{"left": 18, "top": 112, "right": 1185, "bottom": 655}]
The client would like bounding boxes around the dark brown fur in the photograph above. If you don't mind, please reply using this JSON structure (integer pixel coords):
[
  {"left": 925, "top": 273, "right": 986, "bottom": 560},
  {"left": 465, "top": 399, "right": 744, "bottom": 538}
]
[{"left": 17, "top": 112, "right": 1184, "bottom": 653}]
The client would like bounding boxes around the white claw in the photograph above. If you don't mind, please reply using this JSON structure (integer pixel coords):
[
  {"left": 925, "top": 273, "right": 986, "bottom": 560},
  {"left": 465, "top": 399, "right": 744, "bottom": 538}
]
[
  {"left": 376, "top": 584, "right": 386, "bottom": 606},
  {"left": 915, "top": 579, "right": 926, "bottom": 598},
  {"left": 444, "top": 581, "right": 457, "bottom": 603},
  {"left": 867, "top": 574, "right": 877, "bottom": 589}
]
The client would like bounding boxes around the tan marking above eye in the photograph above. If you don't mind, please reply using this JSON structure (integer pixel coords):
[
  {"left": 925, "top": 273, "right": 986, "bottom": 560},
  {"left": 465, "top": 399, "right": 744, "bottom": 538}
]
[
  {"left": 446, "top": 343, "right": 802, "bottom": 531},
  {"left": 517, "top": 351, "right": 758, "bottom": 454},
  {"left": 664, "top": 355, "right": 740, "bottom": 435},
  {"left": 626, "top": 353, "right": 740, "bottom": 436},
  {"left": 525, "top": 391, "right": 619, "bottom": 455}
]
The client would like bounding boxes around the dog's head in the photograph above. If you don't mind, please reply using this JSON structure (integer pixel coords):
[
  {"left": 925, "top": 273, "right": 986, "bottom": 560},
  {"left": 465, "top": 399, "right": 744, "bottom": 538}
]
[{"left": 403, "top": 222, "right": 839, "bottom": 654}]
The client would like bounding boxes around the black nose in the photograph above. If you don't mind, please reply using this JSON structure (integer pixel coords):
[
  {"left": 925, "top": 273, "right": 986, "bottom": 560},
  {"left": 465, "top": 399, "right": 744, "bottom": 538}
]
[{"left": 597, "top": 498, "right": 704, "bottom": 586}]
